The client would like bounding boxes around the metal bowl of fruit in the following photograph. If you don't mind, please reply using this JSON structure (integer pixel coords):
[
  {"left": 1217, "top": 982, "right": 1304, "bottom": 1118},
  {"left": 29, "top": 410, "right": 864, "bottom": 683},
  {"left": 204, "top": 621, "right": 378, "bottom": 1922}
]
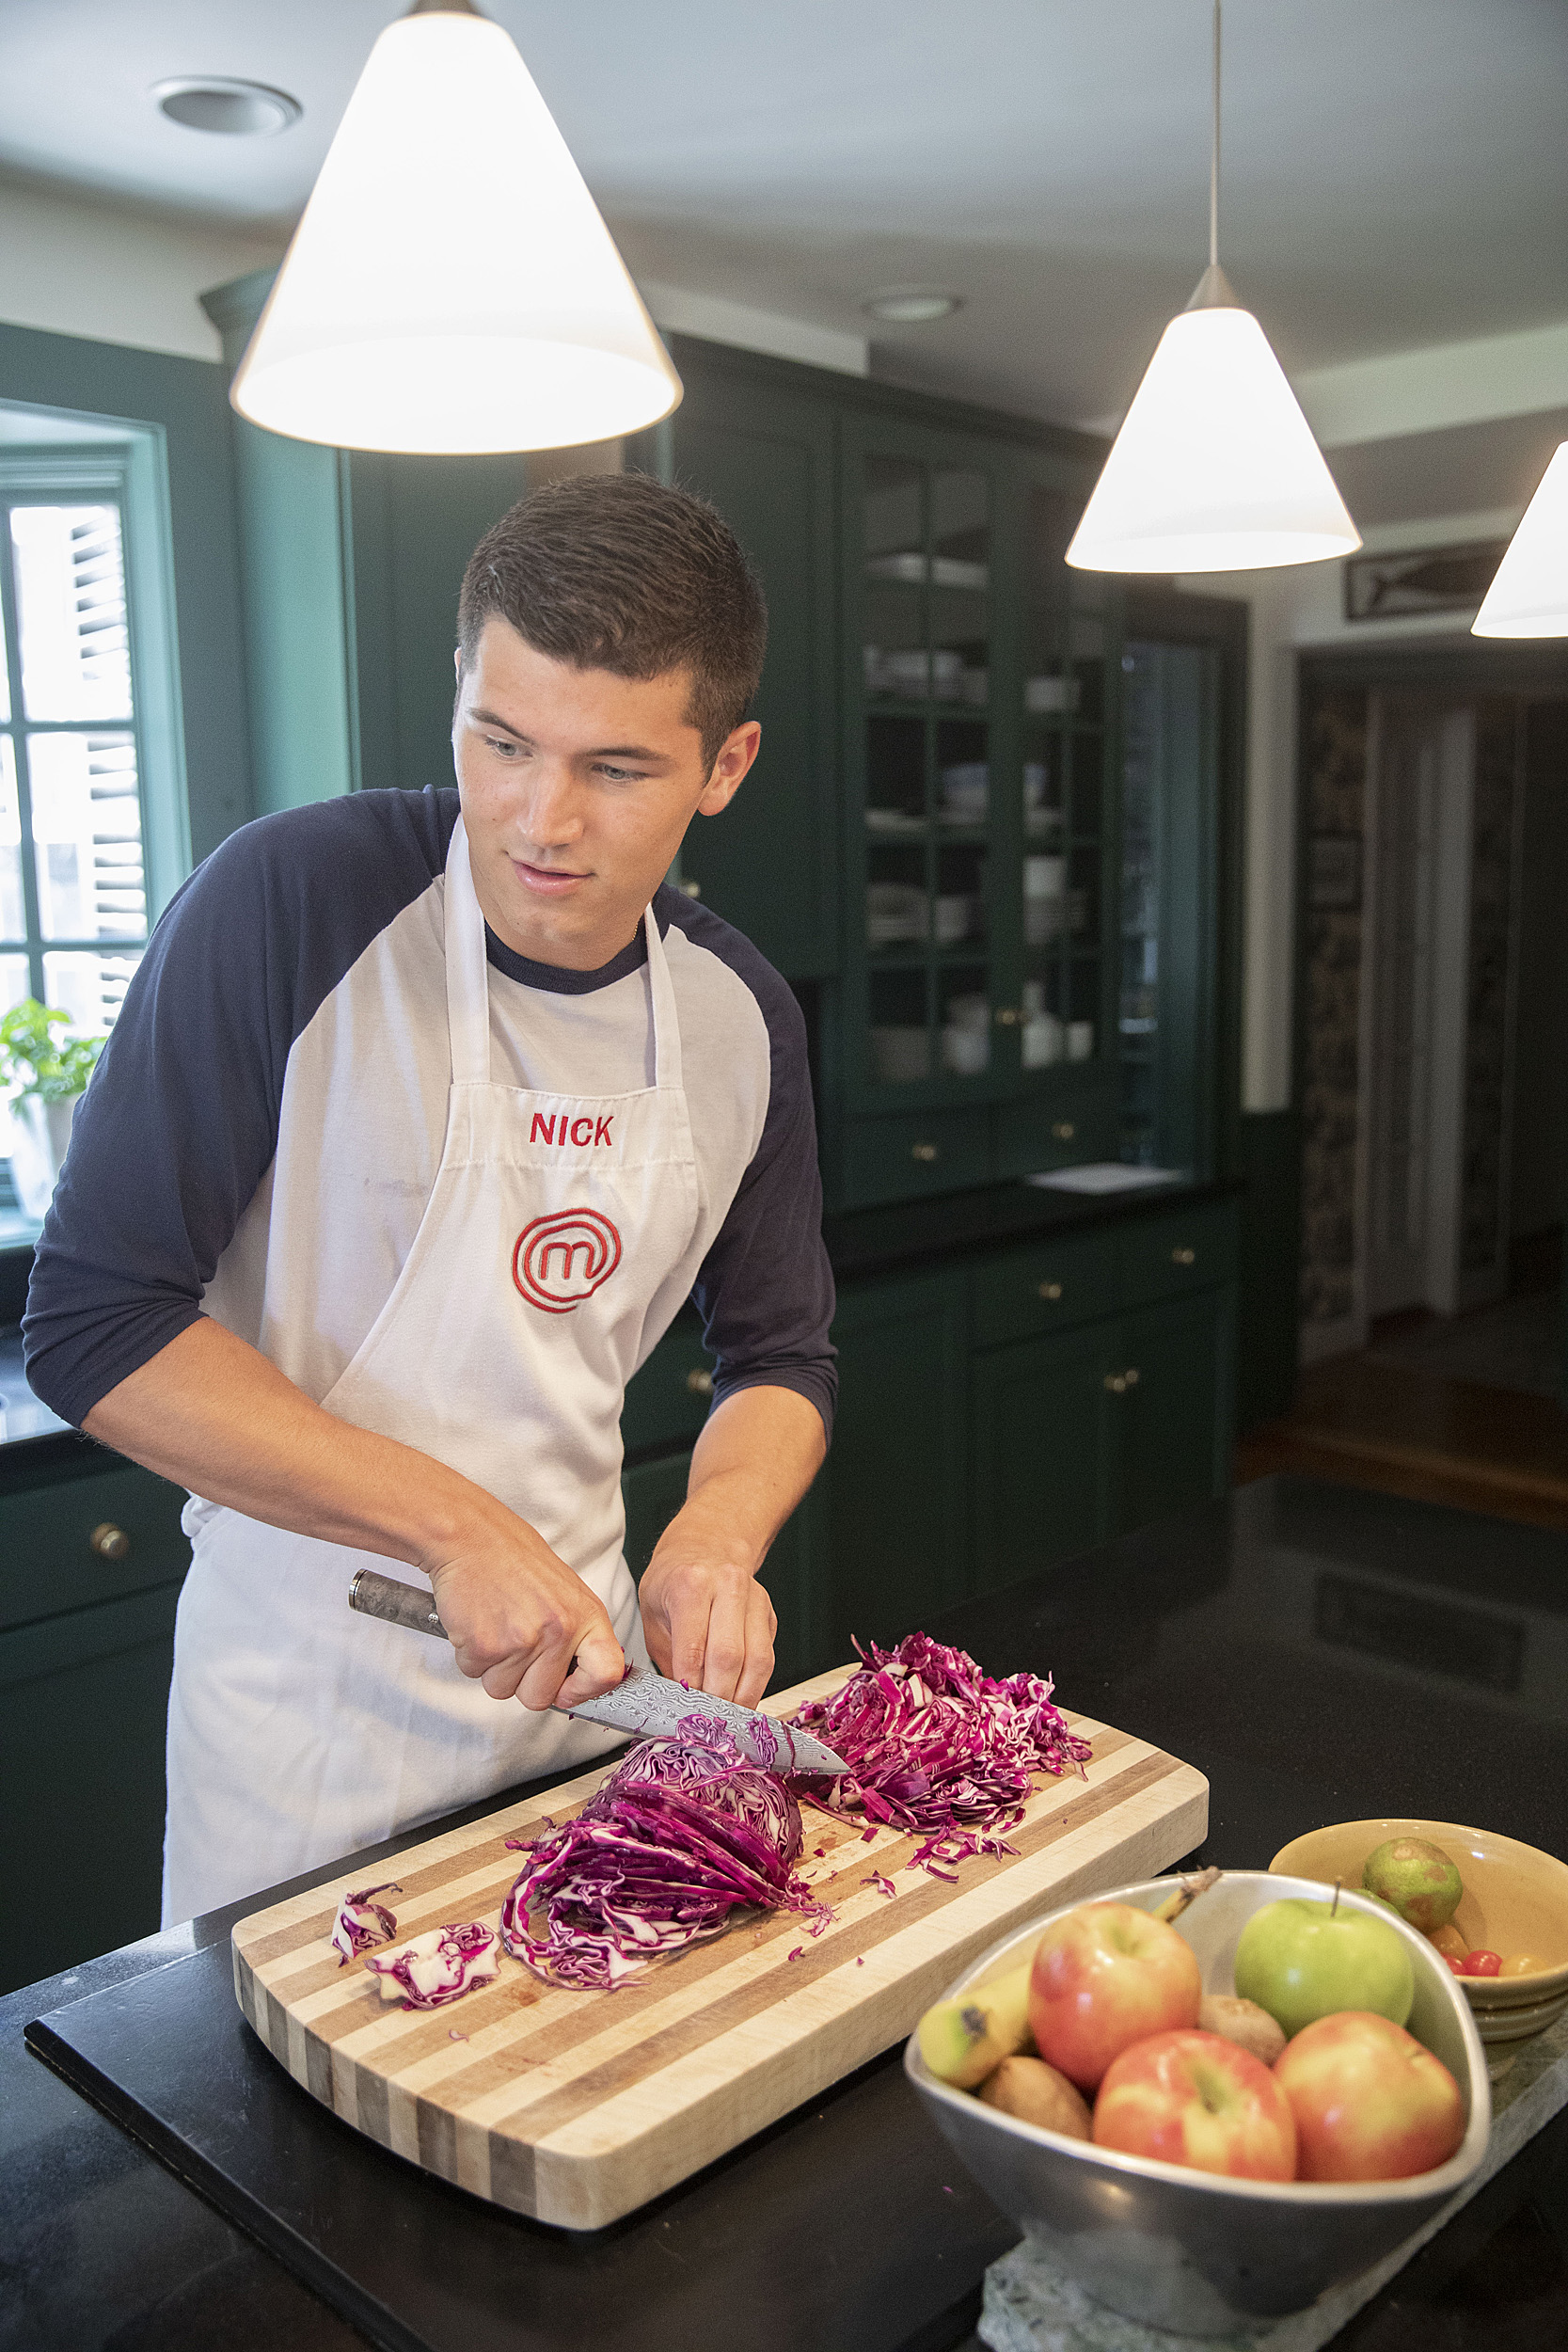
[
  {"left": 904, "top": 1870, "right": 1489, "bottom": 2339},
  {"left": 1271, "top": 1819, "right": 1568, "bottom": 2077}
]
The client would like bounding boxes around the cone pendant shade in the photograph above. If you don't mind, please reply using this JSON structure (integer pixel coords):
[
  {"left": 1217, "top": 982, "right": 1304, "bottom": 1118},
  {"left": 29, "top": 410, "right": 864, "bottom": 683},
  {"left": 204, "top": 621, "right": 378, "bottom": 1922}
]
[
  {"left": 230, "top": 8, "right": 681, "bottom": 453},
  {"left": 1067, "top": 274, "right": 1360, "bottom": 574},
  {"left": 1472, "top": 442, "right": 1568, "bottom": 637}
]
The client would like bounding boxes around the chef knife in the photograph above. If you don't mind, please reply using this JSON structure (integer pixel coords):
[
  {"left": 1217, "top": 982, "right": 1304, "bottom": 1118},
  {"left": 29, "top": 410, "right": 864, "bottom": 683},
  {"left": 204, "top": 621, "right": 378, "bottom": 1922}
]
[{"left": 347, "top": 1566, "right": 848, "bottom": 1775}]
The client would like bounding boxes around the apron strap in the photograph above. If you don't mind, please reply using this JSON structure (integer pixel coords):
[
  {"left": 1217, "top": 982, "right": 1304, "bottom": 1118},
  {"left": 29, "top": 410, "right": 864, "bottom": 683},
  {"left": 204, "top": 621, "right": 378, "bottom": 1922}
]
[
  {"left": 443, "top": 818, "right": 493, "bottom": 1087},
  {"left": 446, "top": 816, "right": 684, "bottom": 1096},
  {"left": 644, "top": 902, "right": 684, "bottom": 1093}
]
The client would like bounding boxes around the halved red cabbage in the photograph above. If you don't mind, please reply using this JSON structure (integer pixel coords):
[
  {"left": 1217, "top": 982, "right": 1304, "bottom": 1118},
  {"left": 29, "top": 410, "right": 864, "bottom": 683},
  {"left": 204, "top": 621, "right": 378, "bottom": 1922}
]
[
  {"left": 330, "top": 1881, "right": 401, "bottom": 1965},
  {"left": 786, "top": 1631, "right": 1092, "bottom": 1870},
  {"left": 364, "top": 1920, "right": 499, "bottom": 2009},
  {"left": 500, "top": 1731, "right": 826, "bottom": 1990}
]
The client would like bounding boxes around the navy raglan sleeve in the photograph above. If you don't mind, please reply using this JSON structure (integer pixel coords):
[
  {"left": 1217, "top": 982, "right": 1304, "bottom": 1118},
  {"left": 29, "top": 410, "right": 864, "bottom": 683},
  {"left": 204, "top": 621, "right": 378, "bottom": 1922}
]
[
  {"left": 22, "top": 790, "right": 452, "bottom": 1428},
  {"left": 685, "top": 945, "right": 838, "bottom": 1441}
]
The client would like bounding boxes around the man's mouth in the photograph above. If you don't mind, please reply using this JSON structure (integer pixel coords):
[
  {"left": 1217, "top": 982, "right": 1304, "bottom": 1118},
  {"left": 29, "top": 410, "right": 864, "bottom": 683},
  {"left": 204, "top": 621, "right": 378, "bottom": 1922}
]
[{"left": 511, "top": 857, "right": 590, "bottom": 898}]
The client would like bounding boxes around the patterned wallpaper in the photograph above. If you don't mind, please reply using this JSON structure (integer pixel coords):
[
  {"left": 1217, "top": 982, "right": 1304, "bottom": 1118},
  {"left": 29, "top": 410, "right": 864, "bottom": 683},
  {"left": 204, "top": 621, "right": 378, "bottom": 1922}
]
[{"left": 1299, "top": 689, "right": 1368, "bottom": 1329}]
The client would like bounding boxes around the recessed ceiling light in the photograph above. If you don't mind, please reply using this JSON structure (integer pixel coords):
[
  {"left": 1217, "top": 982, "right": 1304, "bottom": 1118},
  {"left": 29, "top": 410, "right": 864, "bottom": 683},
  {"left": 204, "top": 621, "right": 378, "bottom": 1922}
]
[
  {"left": 152, "top": 78, "right": 303, "bottom": 136},
  {"left": 862, "top": 290, "right": 961, "bottom": 325}
]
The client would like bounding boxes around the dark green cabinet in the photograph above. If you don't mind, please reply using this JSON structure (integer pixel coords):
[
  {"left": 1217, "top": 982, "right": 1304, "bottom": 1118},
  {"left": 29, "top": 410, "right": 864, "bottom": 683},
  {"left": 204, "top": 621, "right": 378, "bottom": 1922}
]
[
  {"left": 834, "top": 416, "right": 1121, "bottom": 1209},
  {"left": 820, "top": 1266, "right": 969, "bottom": 1654},
  {"left": 965, "top": 1199, "right": 1239, "bottom": 1601},
  {"left": 639, "top": 362, "right": 839, "bottom": 980},
  {"left": 621, "top": 1453, "right": 692, "bottom": 1583},
  {"left": 1114, "top": 1291, "right": 1233, "bottom": 1535},
  {"left": 971, "top": 1321, "right": 1115, "bottom": 1591},
  {"left": 0, "top": 1451, "right": 191, "bottom": 1995}
]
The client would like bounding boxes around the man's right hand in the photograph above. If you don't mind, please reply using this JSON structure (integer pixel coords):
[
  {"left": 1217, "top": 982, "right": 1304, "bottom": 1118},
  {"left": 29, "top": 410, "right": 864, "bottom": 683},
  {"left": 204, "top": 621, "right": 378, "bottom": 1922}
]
[{"left": 427, "top": 1530, "right": 625, "bottom": 1712}]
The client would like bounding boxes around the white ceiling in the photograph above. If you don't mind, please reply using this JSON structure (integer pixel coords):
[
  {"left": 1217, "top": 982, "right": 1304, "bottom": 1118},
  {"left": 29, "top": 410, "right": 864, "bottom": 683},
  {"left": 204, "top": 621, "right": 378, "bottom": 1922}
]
[{"left": 2, "top": 0, "right": 1566, "bottom": 434}]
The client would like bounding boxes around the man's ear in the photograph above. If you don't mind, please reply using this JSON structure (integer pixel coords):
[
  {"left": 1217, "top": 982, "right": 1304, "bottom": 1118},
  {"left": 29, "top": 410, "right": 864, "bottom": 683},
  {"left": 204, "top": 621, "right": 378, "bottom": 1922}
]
[{"left": 696, "top": 720, "right": 761, "bottom": 817}]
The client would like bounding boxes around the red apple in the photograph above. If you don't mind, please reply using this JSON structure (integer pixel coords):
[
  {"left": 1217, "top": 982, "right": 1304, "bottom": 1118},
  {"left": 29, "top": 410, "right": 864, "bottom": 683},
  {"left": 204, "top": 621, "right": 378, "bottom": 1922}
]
[
  {"left": 1028, "top": 1901, "right": 1202, "bottom": 2091},
  {"left": 1274, "top": 2010, "right": 1465, "bottom": 2182},
  {"left": 1092, "top": 2028, "right": 1298, "bottom": 2181}
]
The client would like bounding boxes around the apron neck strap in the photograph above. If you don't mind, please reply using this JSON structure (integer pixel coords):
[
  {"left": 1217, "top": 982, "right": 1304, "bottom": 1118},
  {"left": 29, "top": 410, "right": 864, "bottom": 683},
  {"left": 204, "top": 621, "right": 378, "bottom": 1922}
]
[
  {"left": 445, "top": 818, "right": 493, "bottom": 1087},
  {"left": 644, "top": 900, "right": 683, "bottom": 1093},
  {"left": 445, "top": 818, "right": 686, "bottom": 1095}
]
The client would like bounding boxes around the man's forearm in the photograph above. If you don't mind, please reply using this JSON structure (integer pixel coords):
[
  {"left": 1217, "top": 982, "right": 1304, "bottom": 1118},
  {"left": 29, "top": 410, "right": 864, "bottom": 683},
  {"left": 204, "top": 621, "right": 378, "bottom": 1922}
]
[
  {"left": 673, "top": 1384, "right": 827, "bottom": 1571},
  {"left": 83, "top": 1317, "right": 628, "bottom": 1707},
  {"left": 82, "top": 1316, "right": 499, "bottom": 1572}
]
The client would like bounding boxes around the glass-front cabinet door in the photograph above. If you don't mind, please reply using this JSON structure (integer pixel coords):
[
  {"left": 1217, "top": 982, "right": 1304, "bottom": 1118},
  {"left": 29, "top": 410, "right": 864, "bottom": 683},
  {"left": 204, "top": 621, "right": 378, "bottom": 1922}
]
[
  {"left": 837, "top": 418, "right": 1120, "bottom": 1206},
  {"left": 849, "top": 427, "right": 1004, "bottom": 1108}
]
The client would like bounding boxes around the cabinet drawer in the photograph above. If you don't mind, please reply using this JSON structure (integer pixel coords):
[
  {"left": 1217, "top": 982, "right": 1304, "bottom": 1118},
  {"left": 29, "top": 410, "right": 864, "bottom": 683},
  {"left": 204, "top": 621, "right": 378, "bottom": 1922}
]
[
  {"left": 841, "top": 1109, "right": 991, "bottom": 1209},
  {"left": 621, "top": 1322, "right": 715, "bottom": 1454},
  {"left": 0, "top": 1459, "right": 191, "bottom": 1637},
  {"left": 971, "top": 1231, "right": 1119, "bottom": 1349},
  {"left": 993, "top": 1087, "right": 1117, "bottom": 1181},
  {"left": 1117, "top": 1198, "right": 1238, "bottom": 1309}
]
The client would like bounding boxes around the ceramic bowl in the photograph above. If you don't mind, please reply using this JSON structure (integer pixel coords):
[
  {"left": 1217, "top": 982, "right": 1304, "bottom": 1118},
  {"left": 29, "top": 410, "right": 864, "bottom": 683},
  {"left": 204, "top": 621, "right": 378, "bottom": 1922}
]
[
  {"left": 1270, "top": 1820, "right": 1568, "bottom": 2077},
  {"left": 906, "top": 1872, "right": 1489, "bottom": 2339}
]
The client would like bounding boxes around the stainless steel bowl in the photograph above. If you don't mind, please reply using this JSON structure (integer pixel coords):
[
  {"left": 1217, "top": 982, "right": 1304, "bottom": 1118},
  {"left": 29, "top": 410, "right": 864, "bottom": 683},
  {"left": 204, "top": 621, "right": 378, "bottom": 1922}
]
[{"left": 905, "top": 1871, "right": 1491, "bottom": 2338}]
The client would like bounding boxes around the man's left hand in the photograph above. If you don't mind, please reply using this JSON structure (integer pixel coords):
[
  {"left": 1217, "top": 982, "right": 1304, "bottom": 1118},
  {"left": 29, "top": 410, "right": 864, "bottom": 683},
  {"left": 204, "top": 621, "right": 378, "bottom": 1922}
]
[{"left": 637, "top": 1546, "right": 777, "bottom": 1708}]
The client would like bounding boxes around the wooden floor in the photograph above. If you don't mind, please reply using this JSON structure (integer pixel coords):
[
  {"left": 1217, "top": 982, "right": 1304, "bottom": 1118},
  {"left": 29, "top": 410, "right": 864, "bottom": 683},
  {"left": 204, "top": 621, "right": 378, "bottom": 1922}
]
[{"left": 1235, "top": 1349, "right": 1568, "bottom": 1529}]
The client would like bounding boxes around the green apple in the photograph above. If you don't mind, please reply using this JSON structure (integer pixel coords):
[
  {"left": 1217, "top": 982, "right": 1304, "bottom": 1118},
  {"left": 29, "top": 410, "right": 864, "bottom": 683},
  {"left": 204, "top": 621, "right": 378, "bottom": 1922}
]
[
  {"left": 1361, "top": 1836, "right": 1463, "bottom": 1933},
  {"left": 1234, "top": 1899, "right": 1415, "bottom": 2040}
]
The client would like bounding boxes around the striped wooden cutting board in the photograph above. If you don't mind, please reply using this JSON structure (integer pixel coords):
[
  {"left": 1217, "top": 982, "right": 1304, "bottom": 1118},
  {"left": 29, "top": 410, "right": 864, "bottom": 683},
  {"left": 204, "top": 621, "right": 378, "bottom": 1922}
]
[{"left": 231, "top": 1665, "right": 1208, "bottom": 2230}]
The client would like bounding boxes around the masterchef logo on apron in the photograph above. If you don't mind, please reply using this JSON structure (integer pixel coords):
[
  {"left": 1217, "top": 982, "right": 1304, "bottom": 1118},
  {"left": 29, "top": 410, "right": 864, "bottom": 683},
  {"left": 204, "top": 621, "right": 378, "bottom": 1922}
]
[{"left": 513, "top": 1208, "right": 623, "bottom": 1313}]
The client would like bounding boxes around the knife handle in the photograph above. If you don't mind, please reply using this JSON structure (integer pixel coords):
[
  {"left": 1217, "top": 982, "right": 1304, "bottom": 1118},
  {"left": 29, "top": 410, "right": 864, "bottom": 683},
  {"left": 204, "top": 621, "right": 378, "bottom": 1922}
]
[{"left": 348, "top": 1567, "right": 449, "bottom": 1641}]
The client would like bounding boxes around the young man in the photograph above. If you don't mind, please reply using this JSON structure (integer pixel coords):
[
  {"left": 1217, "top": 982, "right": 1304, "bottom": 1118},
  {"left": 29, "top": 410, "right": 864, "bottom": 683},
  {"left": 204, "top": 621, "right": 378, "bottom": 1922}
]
[{"left": 24, "top": 473, "right": 835, "bottom": 1923}]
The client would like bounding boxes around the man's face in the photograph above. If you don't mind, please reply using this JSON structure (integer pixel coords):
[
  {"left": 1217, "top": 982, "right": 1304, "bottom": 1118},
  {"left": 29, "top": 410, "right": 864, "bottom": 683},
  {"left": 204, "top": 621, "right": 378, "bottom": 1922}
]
[{"left": 451, "top": 619, "right": 758, "bottom": 971}]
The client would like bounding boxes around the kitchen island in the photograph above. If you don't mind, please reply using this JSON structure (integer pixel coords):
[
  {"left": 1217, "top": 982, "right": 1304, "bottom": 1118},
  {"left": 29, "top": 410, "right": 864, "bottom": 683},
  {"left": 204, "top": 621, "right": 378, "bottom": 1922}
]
[{"left": 7, "top": 1474, "right": 1568, "bottom": 2352}]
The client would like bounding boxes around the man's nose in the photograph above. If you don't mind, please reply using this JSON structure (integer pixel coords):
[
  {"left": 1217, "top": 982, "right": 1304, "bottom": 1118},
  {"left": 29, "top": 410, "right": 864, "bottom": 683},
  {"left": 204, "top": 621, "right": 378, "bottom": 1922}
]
[{"left": 519, "top": 761, "right": 584, "bottom": 846}]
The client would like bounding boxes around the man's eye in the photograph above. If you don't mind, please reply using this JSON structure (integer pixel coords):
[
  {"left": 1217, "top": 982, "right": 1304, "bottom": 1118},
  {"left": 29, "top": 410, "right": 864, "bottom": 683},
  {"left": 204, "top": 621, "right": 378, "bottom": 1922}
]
[
  {"left": 485, "top": 737, "right": 522, "bottom": 757},
  {"left": 595, "top": 765, "right": 644, "bottom": 784}
]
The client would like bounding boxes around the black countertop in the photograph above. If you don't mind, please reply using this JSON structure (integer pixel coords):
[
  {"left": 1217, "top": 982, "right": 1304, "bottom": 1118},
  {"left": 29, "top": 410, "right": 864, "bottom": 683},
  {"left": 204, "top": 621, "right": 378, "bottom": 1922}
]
[
  {"left": 0, "top": 1174, "right": 1228, "bottom": 1457},
  {"left": 821, "top": 1171, "right": 1228, "bottom": 1283},
  {"left": 8, "top": 1476, "right": 1568, "bottom": 2352}
]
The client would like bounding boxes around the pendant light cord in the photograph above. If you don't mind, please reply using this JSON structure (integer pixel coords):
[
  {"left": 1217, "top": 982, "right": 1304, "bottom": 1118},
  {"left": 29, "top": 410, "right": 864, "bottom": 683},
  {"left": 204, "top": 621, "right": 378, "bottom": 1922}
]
[{"left": 1210, "top": 0, "right": 1221, "bottom": 270}]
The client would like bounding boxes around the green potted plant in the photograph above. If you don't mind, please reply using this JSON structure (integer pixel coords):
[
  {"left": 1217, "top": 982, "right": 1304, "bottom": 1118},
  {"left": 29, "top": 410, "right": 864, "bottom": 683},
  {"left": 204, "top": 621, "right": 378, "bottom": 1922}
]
[{"left": 1, "top": 998, "right": 106, "bottom": 1218}]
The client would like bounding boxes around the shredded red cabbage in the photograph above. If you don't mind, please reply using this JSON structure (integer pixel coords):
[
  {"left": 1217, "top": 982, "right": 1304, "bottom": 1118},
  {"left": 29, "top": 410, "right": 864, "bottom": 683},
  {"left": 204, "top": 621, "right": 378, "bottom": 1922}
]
[
  {"left": 364, "top": 1920, "right": 499, "bottom": 2009},
  {"left": 330, "top": 1882, "right": 401, "bottom": 1965},
  {"left": 499, "top": 1731, "right": 827, "bottom": 1989},
  {"left": 786, "top": 1632, "right": 1092, "bottom": 1870}
]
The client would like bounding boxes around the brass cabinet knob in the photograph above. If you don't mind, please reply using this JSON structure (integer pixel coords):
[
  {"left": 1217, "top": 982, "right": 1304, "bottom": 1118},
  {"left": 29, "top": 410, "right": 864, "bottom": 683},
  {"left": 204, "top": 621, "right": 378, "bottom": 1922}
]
[
  {"left": 685, "top": 1368, "right": 714, "bottom": 1396},
  {"left": 679, "top": 878, "right": 702, "bottom": 899},
  {"left": 911, "top": 1141, "right": 940, "bottom": 1162},
  {"left": 993, "top": 1006, "right": 1023, "bottom": 1028},
  {"left": 1104, "top": 1373, "right": 1127, "bottom": 1395},
  {"left": 1052, "top": 1120, "right": 1075, "bottom": 1141},
  {"left": 90, "top": 1521, "right": 130, "bottom": 1561},
  {"left": 1125, "top": 1367, "right": 1140, "bottom": 1387},
  {"left": 1037, "top": 1279, "right": 1063, "bottom": 1301},
  {"left": 1171, "top": 1246, "right": 1196, "bottom": 1265}
]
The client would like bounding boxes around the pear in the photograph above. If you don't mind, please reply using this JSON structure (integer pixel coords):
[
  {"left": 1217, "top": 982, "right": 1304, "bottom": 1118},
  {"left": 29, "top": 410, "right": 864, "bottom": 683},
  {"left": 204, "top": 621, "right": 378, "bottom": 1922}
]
[
  {"left": 918, "top": 1962, "right": 1033, "bottom": 2089},
  {"left": 1362, "top": 1836, "right": 1463, "bottom": 1933},
  {"left": 979, "top": 2055, "right": 1091, "bottom": 2138}
]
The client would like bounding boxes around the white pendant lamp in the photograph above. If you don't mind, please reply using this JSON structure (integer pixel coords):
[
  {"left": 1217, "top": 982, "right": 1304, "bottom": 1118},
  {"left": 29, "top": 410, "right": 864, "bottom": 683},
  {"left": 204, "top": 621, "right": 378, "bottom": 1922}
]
[
  {"left": 1471, "top": 442, "right": 1568, "bottom": 637},
  {"left": 1068, "top": 2, "right": 1359, "bottom": 575},
  {"left": 230, "top": 0, "right": 681, "bottom": 453}
]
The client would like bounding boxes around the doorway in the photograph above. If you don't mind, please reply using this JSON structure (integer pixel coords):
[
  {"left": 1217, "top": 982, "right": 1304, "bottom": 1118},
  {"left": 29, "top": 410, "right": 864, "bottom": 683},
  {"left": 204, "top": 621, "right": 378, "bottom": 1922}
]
[
  {"left": 1362, "top": 696, "right": 1484, "bottom": 1324},
  {"left": 1245, "top": 657, "right": 1568, "bottom": 1530}
]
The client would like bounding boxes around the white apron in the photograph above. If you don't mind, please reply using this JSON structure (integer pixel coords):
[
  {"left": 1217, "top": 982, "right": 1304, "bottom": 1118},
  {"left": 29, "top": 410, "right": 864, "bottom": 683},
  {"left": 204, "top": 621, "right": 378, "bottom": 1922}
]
[{"left": 162, "top": 818, "right": 700, "bottom": 1923}]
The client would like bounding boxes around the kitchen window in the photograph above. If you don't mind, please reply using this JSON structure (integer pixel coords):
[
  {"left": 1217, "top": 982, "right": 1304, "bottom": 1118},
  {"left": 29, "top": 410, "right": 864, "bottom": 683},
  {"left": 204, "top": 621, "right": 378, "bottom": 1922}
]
[
  {"left": 1, "top": 480, "right": 149, "bottom": 1028},
  {"left": 0, "top": 419, "right": 192, "bottom": 1216}
]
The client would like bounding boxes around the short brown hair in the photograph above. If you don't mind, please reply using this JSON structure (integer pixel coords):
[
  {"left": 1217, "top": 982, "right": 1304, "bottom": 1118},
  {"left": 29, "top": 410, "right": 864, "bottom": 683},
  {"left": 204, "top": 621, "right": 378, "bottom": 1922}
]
[{"left": 457, "top": 472, "right": 767, "bottom": 772}]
